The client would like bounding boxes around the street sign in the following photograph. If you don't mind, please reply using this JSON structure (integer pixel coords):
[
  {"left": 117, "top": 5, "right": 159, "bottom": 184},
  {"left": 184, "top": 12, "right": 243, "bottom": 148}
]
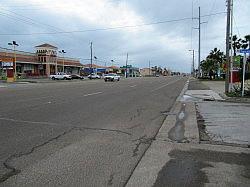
[
  {"left": 234, "top": 56, "right": 241, "bottom": 65},
  {"left": 2, "top": 62, "right": 13, "bottom": 67},
  {"left": 239, "top": 49, "right": 250, "bottom": 54}
]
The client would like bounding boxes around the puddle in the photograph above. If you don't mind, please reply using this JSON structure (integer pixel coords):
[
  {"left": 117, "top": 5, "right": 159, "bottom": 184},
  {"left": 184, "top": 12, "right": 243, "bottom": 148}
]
[
  {"left": 168, "top": 103, "right": 188, "bottom": 142},
  {"left": 180, "top": 94, "right": 202, "bottom": 102}
]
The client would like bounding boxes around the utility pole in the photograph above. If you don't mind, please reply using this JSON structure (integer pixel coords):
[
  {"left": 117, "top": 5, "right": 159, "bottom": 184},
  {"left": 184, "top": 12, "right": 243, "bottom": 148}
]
[
  {"left": 125, "top": 53, "right": 128, "bottom": 78},
  {"left": 198, "top": 6, "right": 201, "bottom": 77},
  {"left": 225, "top": 0, "right": 231, "bottom": 93},
  {"left": 191, "top": 50, "right": 195, "bottom": 76},
  {"left": 149, "top": 61, "right": 151, "bottom": 76},
  {"left": 230, "top": 0, "right": 234, "bottom": 92},
  {"left": 90, "top": 42, "right": 93, "bottom": 73},
  {"left": 189, "top": 49, "right": 195, "bottom": 76}
]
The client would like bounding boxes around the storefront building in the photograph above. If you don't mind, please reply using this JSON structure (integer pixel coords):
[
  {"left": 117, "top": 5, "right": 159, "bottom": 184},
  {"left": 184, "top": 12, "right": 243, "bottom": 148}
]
[{"left": 0, "top": 43, "right": 82, "bottom": 78}]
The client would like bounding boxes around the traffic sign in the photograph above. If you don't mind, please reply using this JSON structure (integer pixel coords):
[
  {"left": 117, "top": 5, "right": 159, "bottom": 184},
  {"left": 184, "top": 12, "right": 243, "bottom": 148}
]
[
  {"left": 239, "top": 49, "right": 250, "bottom": 54},
  {"left": 233, "top": 56, "right": 241, "bottom": 67}
]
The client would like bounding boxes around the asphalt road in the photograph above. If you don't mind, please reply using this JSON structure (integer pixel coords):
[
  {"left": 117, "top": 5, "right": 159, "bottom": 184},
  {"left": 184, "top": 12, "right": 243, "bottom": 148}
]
[{"left": 0, "top": 76, "right": 187, "bottom": 186}]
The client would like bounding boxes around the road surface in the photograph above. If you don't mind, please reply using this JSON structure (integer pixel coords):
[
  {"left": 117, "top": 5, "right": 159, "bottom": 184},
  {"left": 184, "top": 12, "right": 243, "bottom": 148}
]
[{"left": 0, "top": 76, "right": 186, "bottom": 186}]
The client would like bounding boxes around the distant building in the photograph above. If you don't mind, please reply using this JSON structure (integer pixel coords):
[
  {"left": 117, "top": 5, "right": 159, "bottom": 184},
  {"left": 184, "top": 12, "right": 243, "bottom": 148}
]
[
  {"left": 120, "top": 65, "right": 140, "bottom": 77},
  {"left": 0, "top": 43, "right": 82, "bottom": 77},
  {"left": 140, "top": 68, "right": 153, "bottom": 77},
  {"left": 81, "top": 64, "right": 122, "bottom": 75},
  {"left": 81, "top": 64, "right": 107, "bottom": 75}
]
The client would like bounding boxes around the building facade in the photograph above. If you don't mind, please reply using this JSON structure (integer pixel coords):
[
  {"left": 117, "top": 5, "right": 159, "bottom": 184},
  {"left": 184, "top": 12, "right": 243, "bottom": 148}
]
[
  {"left": 120, "top": 65, "right": 140, "bottom": 77},
  {"left": 140, "top": 68, "right": 153, "bottom": 77},
  {"left": 0, "top": 43, "right": 82, "bottom": 78}
]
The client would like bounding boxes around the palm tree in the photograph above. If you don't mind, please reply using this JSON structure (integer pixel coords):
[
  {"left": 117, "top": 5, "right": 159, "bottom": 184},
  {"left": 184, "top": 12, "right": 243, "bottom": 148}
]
[
  {"left": 201, "top": 48, "right": 225, "bottom": 78},
  {"left": 245, "top": 35, "right": 250, "bottom": 59},
  {"left": 230, "top": 35, "right": 242, "bottom": 56},
  {"left": 245, "top": 35, "right": 250, "bottom": 49}
]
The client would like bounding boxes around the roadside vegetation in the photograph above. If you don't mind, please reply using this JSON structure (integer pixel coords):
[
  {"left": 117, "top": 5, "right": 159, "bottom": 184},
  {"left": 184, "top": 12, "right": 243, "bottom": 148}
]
[{"left": 200, "top": 34, "right": 250, "bottom": 97}]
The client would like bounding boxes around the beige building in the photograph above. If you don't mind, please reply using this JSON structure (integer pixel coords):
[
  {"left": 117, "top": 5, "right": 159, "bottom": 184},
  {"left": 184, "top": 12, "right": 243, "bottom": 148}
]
[
  {"left": 0, "top": 43, "right": 82, "bottom": 77},
  {"left": 140, "top": 68, "right": 152, "bottom": 77}
]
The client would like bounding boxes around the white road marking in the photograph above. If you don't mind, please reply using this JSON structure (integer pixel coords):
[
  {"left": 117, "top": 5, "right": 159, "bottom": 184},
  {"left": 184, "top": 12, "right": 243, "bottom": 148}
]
[
  {"left": 0, "top": 85, "right": 6, "bottom": 88},
  {"left": 129, "top": 85, "right": 137, "bottom": 88},
  {"left": 83, "top": 92, "right": 103, "bottom": 97},
  {"left": 0, "top": 117, "right": 59, "bottom": 126},
  {"left": 151, "top": 78, "right": 182, "bottom": 92}
]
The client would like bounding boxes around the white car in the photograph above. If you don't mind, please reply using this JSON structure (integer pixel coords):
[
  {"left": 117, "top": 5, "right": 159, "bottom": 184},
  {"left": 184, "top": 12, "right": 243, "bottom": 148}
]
[
  {"left": 88, "top": 74, "right": 101, "bottom": 79},
  {"left": 50, "top": 72, "right": 72, "bottom": 80},
  {"left": 104, "top": 73, "right": 120, "bottom": 82}
]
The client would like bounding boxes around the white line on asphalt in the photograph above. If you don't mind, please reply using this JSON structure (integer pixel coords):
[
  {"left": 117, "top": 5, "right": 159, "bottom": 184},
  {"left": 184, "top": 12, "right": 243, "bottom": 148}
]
[
  {"left": 151, "top": 78, "right": 182, "bottom": 92},
  {"left": 0, "top": 117, "right": 59, "bottom": 126},
  {"left": 83, "top": 92, "right": 103, "bottom": 97},
  {"left": 129, "top": 85, "right": 137, "bottom": 88}
]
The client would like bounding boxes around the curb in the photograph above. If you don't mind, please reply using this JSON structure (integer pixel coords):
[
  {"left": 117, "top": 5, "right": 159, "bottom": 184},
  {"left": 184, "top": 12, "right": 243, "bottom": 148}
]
[
  {"left": 126, "top": 78, "right": 200, "bottom": 187},
  {"left": 157, "top": 78, "right": 199, "bottom": 143}
]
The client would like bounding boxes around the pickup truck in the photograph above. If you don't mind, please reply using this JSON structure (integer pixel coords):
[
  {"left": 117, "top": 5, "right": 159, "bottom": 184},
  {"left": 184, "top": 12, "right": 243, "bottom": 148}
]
[
  {"left": 50, "top": 72, "right": 72, "bottom": 80},
  {"left": 104, "top": 73, "right": 120, "bottom": 82}
]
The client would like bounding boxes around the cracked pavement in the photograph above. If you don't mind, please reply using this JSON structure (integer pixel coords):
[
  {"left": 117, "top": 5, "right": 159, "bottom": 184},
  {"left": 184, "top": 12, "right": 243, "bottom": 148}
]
[{"left": 0, "top": 77, "right": 186, "bottom": 186}]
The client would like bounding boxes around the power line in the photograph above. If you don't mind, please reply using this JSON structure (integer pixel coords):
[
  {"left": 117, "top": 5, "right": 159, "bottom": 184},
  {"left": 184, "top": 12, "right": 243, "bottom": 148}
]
[
  {"left": 0, "top": 7, "right": 88, "bottom": 46},
  {"left": 233, "top": 15, "right": 241, "bottom": 38},
  {"left": 0, "top": 18, "right": 191, "bottom": 36},
  {"left": 206, "top": 0, "right": 217, "bottom": 24},
  {"left": 0, "top": 7, "right": 66, "bottom": 33},
  {"left": 0, "top": 12, "right": 226, "bottom": 36}
]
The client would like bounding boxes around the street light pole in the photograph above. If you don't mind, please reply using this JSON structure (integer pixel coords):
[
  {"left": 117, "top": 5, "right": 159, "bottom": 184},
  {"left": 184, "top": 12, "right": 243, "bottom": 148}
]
[
  {"left": 55, "top": 54, "right": 58, "bottom": 74},
  {"left": 149, "top": 61, "right": 151, "bottom": 76},
  {"left": 125, "top": 53, "right": 128, "bottom": 78},
  {"left": 90, "top": 42, "right": 93, "bottom": 73},
  {"left": 59, "top": 50, "right": 66, "bottom": 73},
  {"left": 8, "top": 41, "right": 18, "bottom": 80}
]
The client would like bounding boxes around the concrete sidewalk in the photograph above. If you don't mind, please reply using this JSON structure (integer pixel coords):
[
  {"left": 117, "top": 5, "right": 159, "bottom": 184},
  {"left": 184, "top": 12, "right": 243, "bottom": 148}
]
[
  {"left": 192, "top": 80, "right": 250, "bottom": 147},
  {"left": 126, "top": 78, "right": 250, "bottom": 187}
]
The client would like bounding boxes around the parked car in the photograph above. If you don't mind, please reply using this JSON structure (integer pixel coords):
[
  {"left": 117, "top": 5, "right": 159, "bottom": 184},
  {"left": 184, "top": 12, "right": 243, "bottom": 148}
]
[
  {"left": 71, "top": 74, "right": 84, "bottom": 80},
  {"left": 50, "top": 72, "right": 72, "bottom": 80},
  {"left": 104, "top": 73, "right": 120, "bottom": 82},
  {"left": 88, "top": 73, "right": 101, "bottom": 79}
]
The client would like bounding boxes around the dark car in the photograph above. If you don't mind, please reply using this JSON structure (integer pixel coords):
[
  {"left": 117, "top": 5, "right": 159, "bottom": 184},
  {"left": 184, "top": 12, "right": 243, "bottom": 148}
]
[{"left": 71, "top": 74, "right": 84, "bottom": 79}]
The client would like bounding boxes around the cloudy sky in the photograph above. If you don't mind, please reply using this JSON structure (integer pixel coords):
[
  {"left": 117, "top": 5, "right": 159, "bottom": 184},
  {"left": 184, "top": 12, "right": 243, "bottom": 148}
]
[{"left": 0, "top": 0, "right": 249, "bottom": 72}]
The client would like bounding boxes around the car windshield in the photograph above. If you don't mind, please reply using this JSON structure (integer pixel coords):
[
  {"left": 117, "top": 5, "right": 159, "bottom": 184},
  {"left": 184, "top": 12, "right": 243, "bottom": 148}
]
[{"left": 1, "top": 1, "right": 249, "bottom": 187}]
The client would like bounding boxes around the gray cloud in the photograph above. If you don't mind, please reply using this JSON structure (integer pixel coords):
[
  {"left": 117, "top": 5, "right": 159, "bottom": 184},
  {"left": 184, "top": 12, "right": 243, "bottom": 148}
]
[{"left": 0, "top": 0, "right": 249, "bottom": 73}]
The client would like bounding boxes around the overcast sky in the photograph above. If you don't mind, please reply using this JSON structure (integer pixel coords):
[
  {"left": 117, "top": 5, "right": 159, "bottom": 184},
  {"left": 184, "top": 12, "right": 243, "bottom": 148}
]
[{"left": 0, "top": 0, "right": 249, "bottom": 72}]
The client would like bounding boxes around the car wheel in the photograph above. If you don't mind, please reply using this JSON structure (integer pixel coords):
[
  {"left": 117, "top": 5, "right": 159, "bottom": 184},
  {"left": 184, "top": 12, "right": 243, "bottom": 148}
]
[
  {"left": 52, "top": 77, "right": 55, "bottom": 80},
  {"left": 117, "top": 78, "right": 120, "bottom": 81},
  {"left": 63, "top": 77, "right": 67, "bottom": 80},
  {"left": 105, "top": 79, "right": 107, "bottom": 82}
]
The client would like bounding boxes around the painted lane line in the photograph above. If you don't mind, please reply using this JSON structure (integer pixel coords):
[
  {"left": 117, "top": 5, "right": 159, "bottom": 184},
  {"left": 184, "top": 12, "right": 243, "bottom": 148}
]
[
  {"left": 129, "top": 85, "right": 137, "bottom": 88},
  {"left": 151, "top": 78, "right": 182, "bottom": 92},
  {"left": 83, "top": 92, "right": 103, "bottom": 97},
  {"left": 0, "top": 117, "right": 59, "bottom": 126}
]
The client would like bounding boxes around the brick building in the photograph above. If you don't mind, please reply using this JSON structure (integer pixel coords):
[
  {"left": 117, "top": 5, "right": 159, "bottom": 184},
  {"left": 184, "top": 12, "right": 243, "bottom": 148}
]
[{"left": 0, "top": 43, "right": 82, "bottom": 77}]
